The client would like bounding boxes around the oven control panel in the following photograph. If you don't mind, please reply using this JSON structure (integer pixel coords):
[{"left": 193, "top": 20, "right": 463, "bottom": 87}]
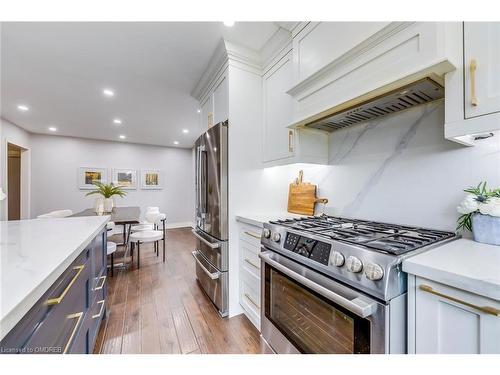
[{"left": 284, "top": 232, "right": 332, "bottom": 265}]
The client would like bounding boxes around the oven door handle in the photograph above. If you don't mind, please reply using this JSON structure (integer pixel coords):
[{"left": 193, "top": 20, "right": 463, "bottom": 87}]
[{"left": 259, "top": 251, "right": 376, "bottom": 318}]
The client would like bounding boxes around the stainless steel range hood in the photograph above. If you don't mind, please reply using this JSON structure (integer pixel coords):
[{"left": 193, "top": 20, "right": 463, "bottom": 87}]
[{"left": 292, "top": 78, "right": 444, "bottom": 132}]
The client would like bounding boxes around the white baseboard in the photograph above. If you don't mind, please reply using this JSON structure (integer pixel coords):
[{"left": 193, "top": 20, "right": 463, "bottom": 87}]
[{"left": 166, "top": 221, "right": 194, "bottom": 229}]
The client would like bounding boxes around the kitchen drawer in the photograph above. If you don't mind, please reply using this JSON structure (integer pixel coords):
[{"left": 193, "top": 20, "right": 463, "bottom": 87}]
[
  {"left": 413, "top": 277, "right": 500, "bottom": 354},
  {"left": 20, "top": 257, "right": 90, "bottom": 353},
  {"left": 0, "top": 248, "right": 91, "bottom": 353},
  {"left": 239, "top": 223, "right": 262, "bottom": 248},
  {"left": 240, "top": 240, "right": 261, "bottom": 279},
  {"left": 240, "top": 272, "right": 261, "bottom": 330},
  {"left": 91, "top": 229, "right": 106, "bottom": 289},
  {"left": 87, "top": 281, "right": 106, "bottom": 351}
]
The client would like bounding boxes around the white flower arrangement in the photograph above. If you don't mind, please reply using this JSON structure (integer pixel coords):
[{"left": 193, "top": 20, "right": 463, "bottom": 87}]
[{"left": 457, "top": 182, "right": 500, "bottom": 231}]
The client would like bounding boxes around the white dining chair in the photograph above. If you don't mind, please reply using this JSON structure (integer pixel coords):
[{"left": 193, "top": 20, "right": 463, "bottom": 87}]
[
  {"left": 128, "top": 212, "right": 166, "bottom": 268},
  {"left": 130, "top": 206, "right": 160, "bottom": 232},
  {"left": 37, "top": 209, "right": 73, "bottom": 218},
  {"left": 106, "top": 221, "right": 117, "bottom": 277}
]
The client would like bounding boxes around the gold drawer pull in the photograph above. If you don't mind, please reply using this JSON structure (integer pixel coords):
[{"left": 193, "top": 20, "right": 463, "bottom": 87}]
[
  {"left": 419, "top": 284, "right": 500, "bottom": 316},
  {"left": 244, "top": 258, "right": 260, "bottom": 270},
  {"left": 244, "top": 231, "right": 261, "bottom": 239},
  {"left": 46, "top": 265, "right": 85, "bottom": 305},
  {"left": 470, "top": 59, "right": 478, "bottom": 106},
  {"left": 244, "top": 293, "right": 260, "bottom": 309},
  {"left": 92, "top": 300, "right": 106, "bottom": 319},
  {"left": 94, "top": 275, "right": 107, "bottom": 290},
  {"left": 63, "top": 312, "right": 83, "bottom": 354}
]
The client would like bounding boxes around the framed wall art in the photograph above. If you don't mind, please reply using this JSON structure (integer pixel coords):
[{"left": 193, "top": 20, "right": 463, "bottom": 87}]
[
  {"left": 140, "top": 169, "right": 163, "bottom": 190},
  {"left": 112, "top": 168, "right": 137, "bottom": 190},
  {"left": 78, "top": 167, "right": 108, "bottom": 189}
]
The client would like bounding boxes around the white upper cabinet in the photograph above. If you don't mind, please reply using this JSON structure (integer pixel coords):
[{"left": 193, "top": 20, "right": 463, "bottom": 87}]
[
  {"left": 445, "top": 22, "right": 500, "bottom": 145},
  {"left": 262, "top": 48, "right": 328, "bottom": 166},
  {"left": 262, "top": 51, "right": 294, "bottom": 162},
  {"left": 200, "top": 94, "right": 213, "bottom": 130},
  {"left": 213, "top": 73, "right": 228, "bottom": 125},
  {"left": 464, "top": 23, "right": 500, "bottom": 119}
]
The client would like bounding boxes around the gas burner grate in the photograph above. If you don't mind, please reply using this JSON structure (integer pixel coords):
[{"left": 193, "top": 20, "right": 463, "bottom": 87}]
[{"left": 270, "top": 214, "right": 456, "bottom": 255}]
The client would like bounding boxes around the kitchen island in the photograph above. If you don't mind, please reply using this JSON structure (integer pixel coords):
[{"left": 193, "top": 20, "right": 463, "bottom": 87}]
[{"left": 0, "top": 216, "right": 109, "bottom": 353}]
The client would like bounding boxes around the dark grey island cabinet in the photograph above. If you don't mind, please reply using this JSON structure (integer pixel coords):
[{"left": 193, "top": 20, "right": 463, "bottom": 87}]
[{"left": 0, "top": 227, "right": 107, "bottom": 354}]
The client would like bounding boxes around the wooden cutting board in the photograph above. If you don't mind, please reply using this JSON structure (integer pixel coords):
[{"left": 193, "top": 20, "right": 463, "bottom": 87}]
[{"left": 287, "top": 170, "right": 328, "bottom": 216}]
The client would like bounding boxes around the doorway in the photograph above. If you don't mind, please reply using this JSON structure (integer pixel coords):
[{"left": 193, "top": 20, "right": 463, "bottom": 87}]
[{"left": 7, "top": 143, "right": 24, "bottom": 220}]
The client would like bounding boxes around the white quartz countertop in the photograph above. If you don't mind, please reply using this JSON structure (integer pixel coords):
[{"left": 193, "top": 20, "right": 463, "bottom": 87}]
[
  {"left": 235, "top": 212, "right": 308, "bottom": 227},
  {"left": 0, "top": 216, "right": 109, "bottom": 340},
  {"left": 403, "top": 238, "right": 500, "bottom": 301}
]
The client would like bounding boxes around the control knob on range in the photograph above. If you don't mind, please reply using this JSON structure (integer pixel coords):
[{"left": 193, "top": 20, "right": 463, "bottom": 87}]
[
  {"left": 364, "top": 263, "right": 384, "bottom": 281},
  {"left": 262, "top": 228, "right": 271, "bottom": 238},
  {"left": 330, "top": 251, "right": 345, "bottom": 267},
  {"left": 346, "top": 256, "right": 363, "bottom": 273},
  {"left": 271, "top": 232, "right": 281, "bottom": 242}
]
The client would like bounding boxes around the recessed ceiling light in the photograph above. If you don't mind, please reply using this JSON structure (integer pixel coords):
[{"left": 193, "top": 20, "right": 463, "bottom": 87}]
[
  {"left": 197, "top": 109, "right": 201, "bottom": 113},
  {"left": 17, "top": 104, "right": 29, "bottom": 111},
  {"left": 119, "top": 135, "right": 126, "bottom": 139},
  {"left": 48, "top": 126, "right": 57, "bottom": 132},
  {"left": 182, "top": 129, "right": 189, "bottom": 134},
  {"left": 103, "top": 88, "right": 115, "bottom": 97},
  {"left": 113, "top": 118, "right": 122, "bottom": 125},
  {"left": 223, "top": 21, "right": 235, "bottom": 27},
  {"left": 173, "top": 141, "right": 179, "bottom": 145}
]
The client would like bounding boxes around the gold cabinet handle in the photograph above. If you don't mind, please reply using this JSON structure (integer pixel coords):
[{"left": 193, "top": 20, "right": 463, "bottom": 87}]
[
  {"left": 470, "top": 59, "right": 478, "bottom": 106},
  {"left": 92, "top": 300, "right": 106, "bottom": 319},
  {"left": 244, "top": 293, "right": 260, "bottom": 309},
  {"left": 63, "top": 312, "right": 83, "bottom": 354},
  {"left": 244, "top": 231, "right": 261, "bottom": 239},
  {"left": 46, "top": 265, "right": 85, "bottom": 305},
  {"left": 94, "top": 275, "right": 107, "bottom": 291},
  {"left": 244, "top": 258, "right": 260, "bottom": 270},
  {"left": 288, "top": 130, "right": 294, "bottom": 153},
  {"left": 419, "top": 284, "right": 500, "bottom": 316}
]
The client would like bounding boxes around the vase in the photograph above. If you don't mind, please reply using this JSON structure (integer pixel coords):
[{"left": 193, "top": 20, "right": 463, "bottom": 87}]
[
  {"left": 472, "top": 213, "right": 500, "bottom": 246},
  {"left": 94, "top": 197, "right": 104, "bottom": 214},
  {"left": 103, "top": 198, "right": 114, "bottom": 213}
]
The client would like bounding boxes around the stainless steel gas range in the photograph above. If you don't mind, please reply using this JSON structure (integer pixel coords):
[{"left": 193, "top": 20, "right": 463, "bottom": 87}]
[{"left": 259, "top": 215, "right": 458, "bottom": 354}]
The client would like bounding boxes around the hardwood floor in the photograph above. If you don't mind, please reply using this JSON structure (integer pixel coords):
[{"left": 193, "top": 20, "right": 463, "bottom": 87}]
[{"left": 94, "top": 227, "right": 261, "bottom": 354}]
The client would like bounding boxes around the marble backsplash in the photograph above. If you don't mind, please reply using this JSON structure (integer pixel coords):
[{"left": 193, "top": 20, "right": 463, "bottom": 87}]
[{"left": 293, "top": 101, "right": 500, "bottom": 231}]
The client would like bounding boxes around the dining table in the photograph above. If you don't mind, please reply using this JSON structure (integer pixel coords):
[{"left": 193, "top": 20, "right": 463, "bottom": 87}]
[{"left": 71, "top": 206, "right": 141, "bottom": 245}]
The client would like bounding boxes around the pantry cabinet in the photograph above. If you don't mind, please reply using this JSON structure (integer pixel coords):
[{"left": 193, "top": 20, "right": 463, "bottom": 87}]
[
  {"left": 445, "top": 22, "right": 500, "bottom": 145},
  {"left": 408, "top": 276, "right": 500, "bottom": 354}
]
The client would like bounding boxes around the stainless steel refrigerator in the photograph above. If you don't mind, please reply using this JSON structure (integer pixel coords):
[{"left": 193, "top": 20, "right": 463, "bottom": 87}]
[{"left": 192, "top": 121, "right": 228, "bottom": 317}]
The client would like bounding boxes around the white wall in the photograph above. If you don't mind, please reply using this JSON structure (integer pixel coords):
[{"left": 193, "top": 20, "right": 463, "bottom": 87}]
[
  {"left": 29, "top": 134, "right": 194, "bottom": 225},
  {"left": 0, "top": 118, "right": 32, "bottom": 220}
]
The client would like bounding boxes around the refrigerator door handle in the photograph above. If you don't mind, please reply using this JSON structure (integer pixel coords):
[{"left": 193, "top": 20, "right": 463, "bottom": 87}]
[{"left": 192, "top": 229, "right": 220, "bottom": 249}]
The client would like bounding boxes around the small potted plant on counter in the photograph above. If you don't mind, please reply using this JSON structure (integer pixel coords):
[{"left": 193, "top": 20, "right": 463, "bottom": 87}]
[
  {"left": 85, "top": 181, "right": 126, "bottom": 213},
  {"left": 457, "top": 181, "right": 500, "bottom": 246}
]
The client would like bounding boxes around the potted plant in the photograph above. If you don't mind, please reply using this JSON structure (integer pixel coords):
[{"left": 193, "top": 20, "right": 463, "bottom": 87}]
[
  {"left": 457, "top": 181, "right": 500, "bottom": 245},
  {"left": 85, "top": 182, "right": 126, "bottom": 213}
]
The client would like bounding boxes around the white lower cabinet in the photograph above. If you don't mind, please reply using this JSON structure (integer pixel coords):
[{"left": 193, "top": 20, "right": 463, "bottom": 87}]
[
  {"left": 238, "top": 223, "right": 262, "bottom": 330},
  {"left": 408, "top": 276, "right": 500, "bottom": 354}
]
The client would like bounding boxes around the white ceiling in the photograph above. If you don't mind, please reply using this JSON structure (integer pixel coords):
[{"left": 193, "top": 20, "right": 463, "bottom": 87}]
[{"left": 1, "top": 22, "right": 280, "bottom": 147}]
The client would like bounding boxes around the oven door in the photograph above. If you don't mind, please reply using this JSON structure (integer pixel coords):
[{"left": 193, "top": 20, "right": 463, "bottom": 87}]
[{"left": 260, "top": 250, "right": 387, "bottom": 354}]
